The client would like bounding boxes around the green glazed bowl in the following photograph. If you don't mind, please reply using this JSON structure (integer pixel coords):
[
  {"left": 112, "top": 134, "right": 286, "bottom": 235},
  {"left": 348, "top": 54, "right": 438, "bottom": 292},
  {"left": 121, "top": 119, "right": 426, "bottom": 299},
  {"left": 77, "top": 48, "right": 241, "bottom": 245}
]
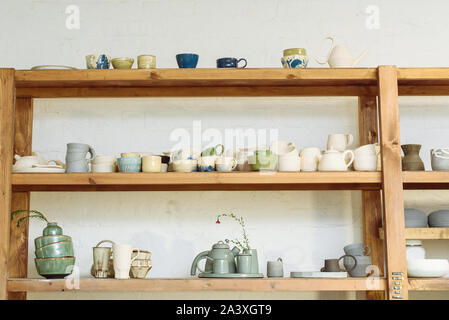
[
  {"left": 35, "top": 235, "right": 72, "bottom": 250},
  {"left": 112, "top": 57, "right": 134, "bottom": 69},
  {"left": 283, "top": 48, "right": 307, "bottom": 57},
  {"left": 35, "top": 241, "right": 74, "bottom": 258},
  {"left": 249, "top": 150, "right": 278, "bottom": 171},
  {"left": 35, "top": 257, "right": 75, "bottom": 279}
]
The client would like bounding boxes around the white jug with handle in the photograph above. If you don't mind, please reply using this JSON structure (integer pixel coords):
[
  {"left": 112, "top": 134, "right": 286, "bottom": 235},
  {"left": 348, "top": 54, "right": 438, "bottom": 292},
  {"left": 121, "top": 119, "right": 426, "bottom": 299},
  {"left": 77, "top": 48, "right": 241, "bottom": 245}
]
[{"left": 316, "top": 37, "right": 368, "bottom": 68}]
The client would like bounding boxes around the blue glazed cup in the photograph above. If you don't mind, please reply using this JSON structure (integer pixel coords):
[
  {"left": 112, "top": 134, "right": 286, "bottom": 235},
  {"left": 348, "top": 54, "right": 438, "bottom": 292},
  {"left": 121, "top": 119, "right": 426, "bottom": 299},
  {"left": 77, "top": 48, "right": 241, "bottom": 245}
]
[
  {"left": 216, "top": 57, "right": 247, "bottom": 68},
  {"left": 176, "top": 53, "right": 199, "bottom": 68},
  {"left": 86, "top": 54, "right": 111, "bottom": 69},
  {"left": 117, "top": 157, "right": 141, "bottom": 173}
]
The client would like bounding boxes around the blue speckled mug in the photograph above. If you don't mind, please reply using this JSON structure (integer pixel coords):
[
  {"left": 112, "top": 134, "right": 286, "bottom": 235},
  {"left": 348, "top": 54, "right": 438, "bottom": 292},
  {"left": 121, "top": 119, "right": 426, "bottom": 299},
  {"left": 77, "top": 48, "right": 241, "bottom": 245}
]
[
  {"left": 86, "top": 54, "right": 111, "bottom": 69},
  {"left": 117, "top": 157, "right": 141, "bottom": 173}
]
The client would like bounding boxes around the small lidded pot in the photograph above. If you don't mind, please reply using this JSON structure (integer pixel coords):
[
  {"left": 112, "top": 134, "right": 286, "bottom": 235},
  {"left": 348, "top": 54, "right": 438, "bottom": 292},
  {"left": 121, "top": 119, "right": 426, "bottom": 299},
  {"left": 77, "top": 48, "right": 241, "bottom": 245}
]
[
  {"left": 43, "top": 222, "right": 63, "bottom": 236},
  {"left": 406, "top": 240, "right": 426, "bottom": 260}
]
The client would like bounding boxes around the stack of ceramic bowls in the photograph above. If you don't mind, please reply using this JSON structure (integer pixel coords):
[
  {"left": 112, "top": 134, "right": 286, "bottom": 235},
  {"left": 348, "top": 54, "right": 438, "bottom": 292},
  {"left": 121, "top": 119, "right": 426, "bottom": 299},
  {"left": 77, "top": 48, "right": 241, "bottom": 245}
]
[
  {"left": 91, "top": 155, "right": 117, "bottom": 173},
  {"left": 428, "top": 210, "right": 449, "bottom": 227},
  {"left": 34, "top": 223, "right": 75, "bottom": 279},
  {"left": 130, "top": 249, "right": 152, "bottom": 279},
  {"left": 404, "top": 208, "right": 428, "bottom": 228}
]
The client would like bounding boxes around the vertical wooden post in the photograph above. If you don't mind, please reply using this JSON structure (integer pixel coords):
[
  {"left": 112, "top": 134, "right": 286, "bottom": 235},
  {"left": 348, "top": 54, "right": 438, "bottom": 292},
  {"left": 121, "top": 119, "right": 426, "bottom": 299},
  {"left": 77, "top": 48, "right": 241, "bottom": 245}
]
[
  {"left": 377, "top": 66, "right": 408, "bottom": 300},
  {"left": 8, "top": 97, "right": 33, "bottom": 300},
  {"left": 358, "top": 95, "right": 385, "bottom": 300},
  {"left": 0, "top": 69, "right": 15, "bottom": 300}
]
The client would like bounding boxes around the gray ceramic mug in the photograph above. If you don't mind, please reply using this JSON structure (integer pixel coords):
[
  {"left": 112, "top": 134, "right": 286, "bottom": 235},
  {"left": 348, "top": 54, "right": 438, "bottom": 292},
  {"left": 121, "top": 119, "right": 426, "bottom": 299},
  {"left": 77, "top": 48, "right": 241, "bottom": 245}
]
[
  {"left": 267, "top": 257, "right": 283, "bottom": 277},
  {"left": 344, "top": 255, "right": 372, "bottom": 277},
  {"left": 213, "top": 259, "right": 230, "bottom": 274},
  {"left": 66, "top": 143, "right": 96, "bottom": 173},
  {"left": 343, "top": 243, "right": 371, "bottom": 256},
  {"left": 237, "top": 254, "right": 252, "bottom": 274}
]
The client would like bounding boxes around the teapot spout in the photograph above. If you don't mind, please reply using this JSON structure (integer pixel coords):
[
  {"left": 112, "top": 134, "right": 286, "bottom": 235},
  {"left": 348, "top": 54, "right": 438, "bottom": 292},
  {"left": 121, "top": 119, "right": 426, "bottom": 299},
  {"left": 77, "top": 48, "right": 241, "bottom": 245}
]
[{"left": 352, "top": 49, "right": 368, "bottom": 67}]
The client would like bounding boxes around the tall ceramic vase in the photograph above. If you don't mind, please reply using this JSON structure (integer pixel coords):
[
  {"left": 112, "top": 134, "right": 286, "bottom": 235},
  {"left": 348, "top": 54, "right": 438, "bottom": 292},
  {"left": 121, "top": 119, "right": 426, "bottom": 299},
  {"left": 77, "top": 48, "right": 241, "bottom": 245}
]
[
  {"left": 401, "top": 144, "right": 425, "bottom": 171},
  {"left": 243, "top": 248, "right": 259, "bottom": 274}
]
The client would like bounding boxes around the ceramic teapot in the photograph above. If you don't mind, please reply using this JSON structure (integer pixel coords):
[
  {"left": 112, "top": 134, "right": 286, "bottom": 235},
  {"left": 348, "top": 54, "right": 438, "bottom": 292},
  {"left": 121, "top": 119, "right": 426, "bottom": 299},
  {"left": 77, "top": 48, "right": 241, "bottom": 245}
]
[
  {"left": 316, "top": 37, "right": 368, "bottom": 68},
  {"left": 190, "top": 241, "right": 240, "bottom": 275},
  {"left": 318, "top": 149, "right": 354, "bottom": 171}
]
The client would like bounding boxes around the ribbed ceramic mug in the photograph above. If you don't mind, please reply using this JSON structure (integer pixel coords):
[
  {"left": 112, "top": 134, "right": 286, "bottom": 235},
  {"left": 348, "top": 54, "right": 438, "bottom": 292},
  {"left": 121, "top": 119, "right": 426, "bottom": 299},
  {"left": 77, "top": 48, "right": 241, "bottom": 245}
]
[
  {"left": 66, "top": 143, "right": 96, "bottom": 173},
  {"left": 112, "top": 244, "right": 139, "bottom": 279},
  {"left": 137, "top": 55, "right": 156, "bottom": 69}
]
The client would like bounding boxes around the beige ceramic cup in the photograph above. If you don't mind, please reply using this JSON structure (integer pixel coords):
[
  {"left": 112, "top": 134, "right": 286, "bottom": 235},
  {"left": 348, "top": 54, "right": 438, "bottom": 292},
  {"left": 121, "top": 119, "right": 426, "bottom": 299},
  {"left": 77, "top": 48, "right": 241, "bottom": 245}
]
[
  {"left": 138, "top": 55, "right": 156, "bottom": 69},
  {"left": 142, "top": 156, "right": 162, "bottom": 172}
]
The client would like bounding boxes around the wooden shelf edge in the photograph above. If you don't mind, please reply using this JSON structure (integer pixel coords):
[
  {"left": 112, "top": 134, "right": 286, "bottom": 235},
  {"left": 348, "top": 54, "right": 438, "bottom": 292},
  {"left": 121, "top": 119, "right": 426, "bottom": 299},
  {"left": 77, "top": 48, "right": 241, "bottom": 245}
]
[
  {"left": 11, "top": 172, "right": 382, "bottom": 191},
  {"left": 408, "top": 278, "right": 449, "bottom": 291},
  {"left": 379, "top": 228, "right": 449, "bottom": 240},
  {"left": 7, "top": 278, "right": 386, "bottom": 292}
]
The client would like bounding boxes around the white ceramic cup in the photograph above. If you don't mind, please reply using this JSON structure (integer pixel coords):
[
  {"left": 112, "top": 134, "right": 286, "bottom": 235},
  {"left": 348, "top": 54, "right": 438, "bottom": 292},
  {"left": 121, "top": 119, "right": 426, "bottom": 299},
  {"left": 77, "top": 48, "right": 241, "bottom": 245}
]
[
  {"left": 355, "top": 144, "right": 377, "bottom": 157},
  {"left": 354, "top": 154, "right": 377, "bottom": 171},
  {"left": 113, "top": 244, "right": 139, "bottom": 279},
  {"left": 142, "top": 155, "right": 162, "bottom": 172},
  {"left": 216, "top": 157, "right": 237, "bottom": 172},
  {"left": 299, "top": 147, "right": 321, "bottom": 171},
  {"left": 198, "top": 156, "right": 216, "bottom": 171},
  {"left": 92, "top": 163, "right": 116, "bottom": 173},
  {"left": 279, "top": 153, "right": 301, "bottom": 172},
  {"left": 327, "top": 134, "right": 354, "bottom": 152}
]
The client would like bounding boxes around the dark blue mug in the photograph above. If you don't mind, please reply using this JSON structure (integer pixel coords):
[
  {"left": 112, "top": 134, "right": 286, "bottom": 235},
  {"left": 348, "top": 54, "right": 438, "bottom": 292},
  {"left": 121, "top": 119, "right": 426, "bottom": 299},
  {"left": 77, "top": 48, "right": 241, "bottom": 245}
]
[
  {"left": 176, "top": 53, "right": 199, "bottom": 68},
  {"left": 216, "top": 57, "right": 247, "bottom": 68}
]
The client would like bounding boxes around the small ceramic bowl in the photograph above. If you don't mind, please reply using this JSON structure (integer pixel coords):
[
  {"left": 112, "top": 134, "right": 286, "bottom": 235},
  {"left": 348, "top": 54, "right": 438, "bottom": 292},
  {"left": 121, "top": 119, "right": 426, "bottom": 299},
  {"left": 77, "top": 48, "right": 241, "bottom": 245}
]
[
  {"left": 35, "top": 257, "right": 76, "bottom": 279},
  {"left": 404, "top": 208, "right": 428, "bottom": 228},
  {"left": 117, "top": 157, "right": 142, "bottom": 173},
  {"left": 34, "top": 235, "right": 72, "bottom": 250},
  {"left": 35, "top": 241, "right": 74, "bottom": 259},
  {"left": 173, "top": 160, "right": 198, "bottom": 172},
  {"left": 112, "top": 57, "right": 134, "bottom": 69},
  {"left": 407, "top": 259, "right": 449, "bottom": 277},
  {"left": 428, "top": 210, "right": 449, "bottom": 227}
]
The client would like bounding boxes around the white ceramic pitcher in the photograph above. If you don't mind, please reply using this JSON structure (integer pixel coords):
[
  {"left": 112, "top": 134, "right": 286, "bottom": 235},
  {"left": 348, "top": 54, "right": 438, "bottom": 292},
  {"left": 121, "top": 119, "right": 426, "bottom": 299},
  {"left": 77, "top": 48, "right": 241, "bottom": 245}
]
[{"left": 316, "top": 37, "right": 368, "bottom": 68}]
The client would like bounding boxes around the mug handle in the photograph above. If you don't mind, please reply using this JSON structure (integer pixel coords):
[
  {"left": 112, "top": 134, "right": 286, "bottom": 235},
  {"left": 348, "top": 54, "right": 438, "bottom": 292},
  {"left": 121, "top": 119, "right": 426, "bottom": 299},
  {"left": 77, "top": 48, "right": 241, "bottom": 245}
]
[
  {"left": 131, "top": 249, "right": 140, "bottom": 263},
  {"left": 88, "top": 145, "right": 96, "bottom": 161},
  {"left": 343, "top": 150, "right": 355, "bottom": 168},
  {"left": 339, "top": 254, "right": 357, "bottom": 272},
  {"left": 96, "top": 240, "right": 115, "bottom": 247},
  {"left": 215, "top": 144, "right": 224, "bottom": 156},
  {"left": 364, "top": 245, "right": 371, "bottom": 256},
  {"left": 345, "top": 134, "right": 354, "bottom": 148},
  {"left": 237, "top": 58, "right": 247, "bottom": 68},
  {"left": 315, "top": 36, "right": 335, "bottom": 65}
]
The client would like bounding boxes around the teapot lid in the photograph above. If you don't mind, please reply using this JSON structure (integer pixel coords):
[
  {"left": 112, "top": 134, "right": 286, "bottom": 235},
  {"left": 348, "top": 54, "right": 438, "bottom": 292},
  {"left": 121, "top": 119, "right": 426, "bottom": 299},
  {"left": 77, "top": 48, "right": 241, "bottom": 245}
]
[{"left": 212, "top": 240, "right": 230, "bottom": 249}]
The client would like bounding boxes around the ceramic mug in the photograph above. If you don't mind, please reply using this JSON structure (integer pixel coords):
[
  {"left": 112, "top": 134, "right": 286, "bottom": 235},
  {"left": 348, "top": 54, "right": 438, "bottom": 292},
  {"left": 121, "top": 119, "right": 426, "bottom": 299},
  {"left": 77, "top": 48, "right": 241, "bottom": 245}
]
[
  {"left": 278, "top": 153, "right": 301, "bottom": 172},
  {"left": 343, "top": 243, "right": 371, "bottom": 256},
  {"left": 354, "top": 154, "right": 377, "bottom": 171},
  {"left": 142, "top": 156, "right": 162, "bottom": 172},
  {"left": 66, "top": 141, "right": 96, "bottom": 172},
  {"left": 117, "top": 157, "right": 142, "bottom": 173},
  {"left": 216, "top": 157, "right": 236, "bottom": 172},
  {"left": 137, "top": 55, "right": 156, "bottom": 69},
  {"left": 198, "top": 156, "right": 216, "bottom": 172},
  {"left": 267, "top": 257, "right": 284, "bottom": 277},
  {"left": 327, "top": 134, "right": 354, "bottom": 152},
  {"left": 213, "top": 259, "right": 230, "bottom": 274},
  {"left": 216, "top": 57, "right": 247, "bottom": 68},
  {"left": 112, "top": 244, "right": 139, "bottom": 279},
  {"left": 237, "top": 254, "right": 252, "bottom": 274},
  {"left": 176, "top": 53, "right": 199, "bottom": 68},
  {"left": 235, "top": 148, "right": 254, "bottom": 172},
  {"left": 320, "top": 255, "right": 356, "bottom": 272},
  {"left": 93, "top": 240, "right": 115, "bottom": 278},
  {"left": 343, "top": 255, "right": 372, "bottom": 277},
  {"left": 299, "top": 147, "right": 321, "bottom": 172},
  {"left": 281, "top": 54, "right": 309, "bottom": 68}
]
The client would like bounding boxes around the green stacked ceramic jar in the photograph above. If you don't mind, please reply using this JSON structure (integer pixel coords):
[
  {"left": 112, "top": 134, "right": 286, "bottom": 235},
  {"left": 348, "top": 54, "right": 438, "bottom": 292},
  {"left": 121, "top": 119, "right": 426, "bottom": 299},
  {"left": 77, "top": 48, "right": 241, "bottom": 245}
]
[{"left": 34, "top": 222, "right": 75, "bottom": 279}]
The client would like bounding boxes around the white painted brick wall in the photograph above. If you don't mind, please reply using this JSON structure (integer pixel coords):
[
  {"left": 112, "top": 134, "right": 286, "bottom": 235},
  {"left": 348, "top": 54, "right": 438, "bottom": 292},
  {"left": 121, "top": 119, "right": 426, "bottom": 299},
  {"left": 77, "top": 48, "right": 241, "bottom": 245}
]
[{"left": 2, "top": 0, "right": 449, "bottom": 299}]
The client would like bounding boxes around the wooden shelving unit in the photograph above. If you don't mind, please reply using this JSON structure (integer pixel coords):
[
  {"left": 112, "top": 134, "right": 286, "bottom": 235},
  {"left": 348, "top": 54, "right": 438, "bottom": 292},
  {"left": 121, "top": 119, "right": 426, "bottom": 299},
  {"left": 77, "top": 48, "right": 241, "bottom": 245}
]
[
  {"left": 379, "top": 228, "right": 449, "bottom": 240},
  {"left": 2, "top": 67, "right": 449, "bottom": 300}
]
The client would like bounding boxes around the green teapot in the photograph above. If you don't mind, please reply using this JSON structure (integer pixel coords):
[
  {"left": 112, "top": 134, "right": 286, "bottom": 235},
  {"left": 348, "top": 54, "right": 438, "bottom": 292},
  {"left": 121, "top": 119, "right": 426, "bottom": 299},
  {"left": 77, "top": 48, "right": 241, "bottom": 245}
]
[{"left": 190, "top": 241, "right": 240, "bottom": 275}]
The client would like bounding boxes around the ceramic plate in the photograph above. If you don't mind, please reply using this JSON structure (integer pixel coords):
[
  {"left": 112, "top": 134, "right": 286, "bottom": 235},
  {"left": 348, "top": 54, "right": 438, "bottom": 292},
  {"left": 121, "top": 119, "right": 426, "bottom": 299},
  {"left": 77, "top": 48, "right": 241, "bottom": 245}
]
[
  {"left": 31, "top": 65, "right": 77, "bottom": 70},
  {"left": 12, "top": 167, "right": 65, "bottom": 173},
  {"left": 198, "top": 273, "right": 264, "bottom": 278},
  {"left": 290, "top": 271, "right": 348, "bottom": 278}
]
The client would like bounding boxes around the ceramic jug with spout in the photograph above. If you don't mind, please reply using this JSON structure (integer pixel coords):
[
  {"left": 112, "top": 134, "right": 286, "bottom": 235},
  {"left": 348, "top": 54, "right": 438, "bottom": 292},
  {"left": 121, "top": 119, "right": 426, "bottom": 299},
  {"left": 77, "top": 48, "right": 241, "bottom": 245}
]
[
  {"left": 190, "top": 241, "right": 240, "bottom": 275},
  {"left": 318, "top": 149, "right": 355, "bottom": 171},
  {"left": 316, "top": 37, "right": 368, "bottom": 68}
]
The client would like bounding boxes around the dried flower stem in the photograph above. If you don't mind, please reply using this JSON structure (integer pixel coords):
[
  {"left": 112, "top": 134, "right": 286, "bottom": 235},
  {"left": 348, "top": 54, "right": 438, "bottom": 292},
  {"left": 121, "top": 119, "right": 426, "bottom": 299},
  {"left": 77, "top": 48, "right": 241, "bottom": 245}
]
[
  {"left": 216, "top": 213, "right": 250, "bottom": 250},
  {"left": 11, "top": 209, "right": 49, "bottom": 227}
]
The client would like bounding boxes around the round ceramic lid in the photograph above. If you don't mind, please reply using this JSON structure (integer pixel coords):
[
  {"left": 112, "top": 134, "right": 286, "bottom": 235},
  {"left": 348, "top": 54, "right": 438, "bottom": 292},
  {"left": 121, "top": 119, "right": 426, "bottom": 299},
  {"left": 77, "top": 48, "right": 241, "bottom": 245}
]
[
  {"left": 406, "top": 240, "right": 422, "bottom": 246},
  {"left": 212, "top": 241, "right": 229, "bottom": 249}
]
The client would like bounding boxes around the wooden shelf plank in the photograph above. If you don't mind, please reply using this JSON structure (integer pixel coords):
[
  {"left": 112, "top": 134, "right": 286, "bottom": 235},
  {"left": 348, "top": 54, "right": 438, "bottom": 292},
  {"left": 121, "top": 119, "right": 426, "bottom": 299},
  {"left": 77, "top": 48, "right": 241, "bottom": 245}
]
[
  {"left": 403, "top": 171, "right": 449, "bottom": 189},
  {"left": 7, "top": 278, "right": 386, "bottom": 292},
  {"left": 11, "top": 172, "right": 382, "bottom": 192},
  {"left": 408, "top": 278, "right": 449, "bottom": 291},
  {"left": 379, "top": 228, "right": 449, "bottom": 240}
]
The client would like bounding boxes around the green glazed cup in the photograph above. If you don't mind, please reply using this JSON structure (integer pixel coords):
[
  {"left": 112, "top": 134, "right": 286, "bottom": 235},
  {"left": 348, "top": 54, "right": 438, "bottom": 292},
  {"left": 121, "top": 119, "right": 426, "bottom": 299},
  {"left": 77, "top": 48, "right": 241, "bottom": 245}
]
[
  {"left": 35, "top": 235, "right": 72, "bottom": 249},
  {"left": 35, "top": 241, "right": 74, "bottom": 258},
  {"left": 283, "top": 48, "right": 307, "bottom": 57},
  {"left": 237, "top": 254, "right": 252, "bottom": 274},
  {"left": 201, "top": 144, "right": 224, "bottom": 157},
  {"left": 43, "top": 222, "right": 63, "bottom": 236},
  {"left": 249, "top": 150, "right": 278, "bottom": 171}
]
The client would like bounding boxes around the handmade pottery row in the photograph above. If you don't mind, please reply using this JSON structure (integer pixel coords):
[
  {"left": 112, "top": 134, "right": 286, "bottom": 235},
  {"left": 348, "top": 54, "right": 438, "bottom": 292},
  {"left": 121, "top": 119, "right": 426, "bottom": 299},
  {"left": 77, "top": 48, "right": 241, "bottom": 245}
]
[
  {"left": 404, "top": 208, "right": 449, "bottom": 228},
  {"left": 86, "top": 54, "right": 156, "bottom": 69}
]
